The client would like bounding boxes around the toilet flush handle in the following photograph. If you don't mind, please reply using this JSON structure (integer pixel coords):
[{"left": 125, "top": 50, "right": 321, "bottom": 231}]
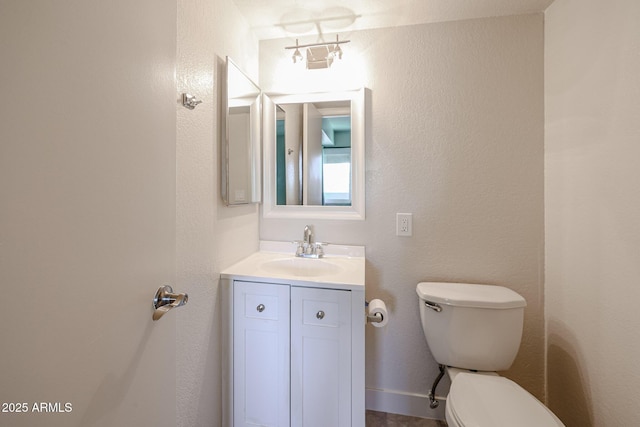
[{"left": 424, "top": 300, "right": 442, "bottom": 312}]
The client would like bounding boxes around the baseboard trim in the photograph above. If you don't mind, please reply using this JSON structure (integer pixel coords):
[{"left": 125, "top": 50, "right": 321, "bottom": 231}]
[{"left": 365, "top": 387, "right": 445, "bottom": 420}]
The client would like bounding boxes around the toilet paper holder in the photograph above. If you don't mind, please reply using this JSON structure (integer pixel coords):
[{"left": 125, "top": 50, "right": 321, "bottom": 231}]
[
  {"left": 367, "top": 312, "right": 384, "bottom": 323},
  {"left": 368, "top": 313, "right": 384, "bottom": 323},
  {"left": 365, "top": 300, "right": 384, "bottom": 324}
]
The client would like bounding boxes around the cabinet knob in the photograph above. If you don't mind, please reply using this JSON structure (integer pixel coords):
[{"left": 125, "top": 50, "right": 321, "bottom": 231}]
[
  {"left": 257, "top": 304, "right": 265, "bottom": 313},
  {"left": 316, "top": 310, "right": 325, "bottom": 320}
]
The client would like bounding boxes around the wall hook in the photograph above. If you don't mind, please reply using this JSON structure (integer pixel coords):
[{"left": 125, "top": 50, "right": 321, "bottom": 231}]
[{"left": 182, "top": 93, "right": 202, "bottom": 110}]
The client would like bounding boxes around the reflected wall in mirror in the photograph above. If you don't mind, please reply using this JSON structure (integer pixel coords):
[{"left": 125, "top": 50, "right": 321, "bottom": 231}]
[
  {"left": 222, "top": 57, "right": 261, "bottom": 205},
  {"left": 263, "top": 88, "right": 368, "bottom": 220}
]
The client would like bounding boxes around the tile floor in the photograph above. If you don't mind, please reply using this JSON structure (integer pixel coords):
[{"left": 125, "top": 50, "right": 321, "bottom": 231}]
[{"left": 366, "top": 410, "right": 448, "bottom": 427}]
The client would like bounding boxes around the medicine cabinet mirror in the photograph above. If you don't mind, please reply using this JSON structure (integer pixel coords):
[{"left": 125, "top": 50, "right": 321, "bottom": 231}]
[
  {"left": 263, "top": 88, "right": 368, "bottom": 220},
  {"left": 222, "top": 57, "right": 262, "bottom": 205}
]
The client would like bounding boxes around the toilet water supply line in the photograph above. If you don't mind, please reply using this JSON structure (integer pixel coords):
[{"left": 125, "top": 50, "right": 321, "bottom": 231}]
[{"left": 429, "top": 364, "right": 448, "bottom": 408}]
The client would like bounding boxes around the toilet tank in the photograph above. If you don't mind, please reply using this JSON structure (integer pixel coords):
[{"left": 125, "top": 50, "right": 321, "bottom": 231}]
[{"left": 416, "top": 282, "right": 526, "bottom": 372}]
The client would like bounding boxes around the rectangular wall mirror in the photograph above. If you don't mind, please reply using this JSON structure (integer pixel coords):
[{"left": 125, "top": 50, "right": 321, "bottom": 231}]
[
  {"left": 263, "top": 88, "right": 368, "bottom": 220},
  {"left": 222, "top": 57, "right": 262, "bottom": 205}
]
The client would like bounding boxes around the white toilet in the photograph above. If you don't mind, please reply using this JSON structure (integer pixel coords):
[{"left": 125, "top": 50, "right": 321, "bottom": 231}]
[{"left": 416, "top": 282, "right": 565, "bottom": 427}]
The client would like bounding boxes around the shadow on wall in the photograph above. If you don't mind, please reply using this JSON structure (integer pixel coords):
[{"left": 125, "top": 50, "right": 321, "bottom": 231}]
[{"left": 547, "top": 320, "right": 594, "bottom": 427}]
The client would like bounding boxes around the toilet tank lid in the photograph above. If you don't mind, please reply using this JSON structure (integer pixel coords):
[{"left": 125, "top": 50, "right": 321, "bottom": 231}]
[{"left": 416, "top": 282, "right": 526, "bottom": 309}]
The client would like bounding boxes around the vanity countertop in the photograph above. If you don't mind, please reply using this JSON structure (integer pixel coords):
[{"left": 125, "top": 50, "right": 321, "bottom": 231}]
[{"left": 220, "top": 241, "right": 365, "bottom": 291}]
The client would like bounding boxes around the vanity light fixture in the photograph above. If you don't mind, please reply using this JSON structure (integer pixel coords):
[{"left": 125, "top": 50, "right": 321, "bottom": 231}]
[{"left": 285, "top": 35, "right": 350, "bottom": 69}]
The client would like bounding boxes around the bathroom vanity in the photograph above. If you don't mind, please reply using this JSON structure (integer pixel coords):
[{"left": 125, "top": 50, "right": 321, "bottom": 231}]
[{"left": 221, "top": 241, "right": 365, "bottom": 427}]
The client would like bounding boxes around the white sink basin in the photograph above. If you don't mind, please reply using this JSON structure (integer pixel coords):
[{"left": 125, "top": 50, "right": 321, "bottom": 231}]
[
  {"left": 220, "top": 241, "right": 365, "bottom": 289},
  {"left": 259, "top": 257, "right": 343, "bottom": 278}
]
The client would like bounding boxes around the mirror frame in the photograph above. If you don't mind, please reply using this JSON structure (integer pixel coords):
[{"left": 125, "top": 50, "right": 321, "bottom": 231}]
[
  {"left": 262, "top": 88, "right": 368, "bottom": 220},
  {"left": 222, "top": 56, "right": 262, "bottom": 206}
]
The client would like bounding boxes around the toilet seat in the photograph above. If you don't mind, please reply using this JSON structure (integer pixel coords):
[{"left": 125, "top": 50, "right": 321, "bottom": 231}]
[{"left": 446, "top": 373, "right": 564, "bottom": 427}]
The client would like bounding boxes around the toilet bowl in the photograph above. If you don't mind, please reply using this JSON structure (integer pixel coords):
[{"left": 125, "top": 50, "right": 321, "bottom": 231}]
[
  {"left": 416, "top": 282, "right": 565, "bottom": 427},
  {"left": 445, "top": 368, "right": 563, "bottom": 427}
]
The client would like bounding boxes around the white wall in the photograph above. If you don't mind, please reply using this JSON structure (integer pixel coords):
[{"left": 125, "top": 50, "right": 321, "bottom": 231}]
[
  {"left": 260, "top": 14, "right": 545, "bottom": 418},
  {"left": 176, "top": 1, "right": 260, "bottom": 425},
  {"left": 545, "top": 0, "right": 640, "bottom": 425}
]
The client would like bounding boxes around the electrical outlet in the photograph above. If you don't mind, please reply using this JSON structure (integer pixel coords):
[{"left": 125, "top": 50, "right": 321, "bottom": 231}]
[{"left": 396, "top": 213, "right": 412, "bottom": 236}]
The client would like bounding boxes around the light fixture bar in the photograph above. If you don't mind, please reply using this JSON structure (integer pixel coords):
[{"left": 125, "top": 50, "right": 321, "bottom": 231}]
[
  {"left": 286, "top": 35, "right": 350, "bottom": 69},
  {"left": 284, "top": 36, "right": 350, "bottom": 51}
]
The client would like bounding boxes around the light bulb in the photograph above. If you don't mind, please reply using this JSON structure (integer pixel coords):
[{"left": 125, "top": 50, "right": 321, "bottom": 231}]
[
  {"left": 292, "top": 48, "right": 303, "bottom": 64},
  {"left": 335, "top": 44, "right": 343, "bottom": 60}
]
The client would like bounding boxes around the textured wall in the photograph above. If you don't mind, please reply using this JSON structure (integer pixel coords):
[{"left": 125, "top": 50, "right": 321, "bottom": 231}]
[
  {"left": 176, "top": 1, "right": 260, "bottom": 425},
  {"left": 260, "top": 14, "right": 545, "bottom": 416},
  {"left": 545, "top": 0, "right": 640, "bottom": 425}
]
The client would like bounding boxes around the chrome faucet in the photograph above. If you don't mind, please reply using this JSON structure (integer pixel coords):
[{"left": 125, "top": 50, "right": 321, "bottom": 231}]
[
  {"left": 295, "top": 225, "right": 326, "bottom": 258},
  {"left": 304, "top": 225, "right": 312, "bottom": 245}
]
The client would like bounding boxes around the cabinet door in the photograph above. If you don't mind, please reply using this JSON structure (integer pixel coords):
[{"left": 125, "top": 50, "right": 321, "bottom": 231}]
[
  {"left": 234, "top": 281, "right": 290, "bottom": 427},
  {"left": 291, "top": 287, "right": 352, "bottom": 427}
]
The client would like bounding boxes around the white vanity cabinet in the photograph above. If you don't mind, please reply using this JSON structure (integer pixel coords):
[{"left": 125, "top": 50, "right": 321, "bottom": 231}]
[
  {"left": 221, "top": 243, "right": 366, "bottom": 427},
  {"left": 222, "top": 278, "right": 366, "bottom": 427}
]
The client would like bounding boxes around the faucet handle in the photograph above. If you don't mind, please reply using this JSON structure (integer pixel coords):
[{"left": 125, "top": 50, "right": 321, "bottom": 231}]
[
  {"left": 292, "top": 240, "right": 305, "bottom": 256},
  {"left": 314, "top": 242, "right": 328, "bottom": 257}
]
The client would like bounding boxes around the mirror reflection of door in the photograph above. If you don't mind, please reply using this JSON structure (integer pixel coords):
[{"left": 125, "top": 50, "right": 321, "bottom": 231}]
[
  {"left": 276, "top": 100, "right": 351, "bottom": 206},
  {"left": 304, "top": 103, "right": 323, "bottom": 205},
  {"left": 276, "top": 104, "right": 302, "bottom": 205}
]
